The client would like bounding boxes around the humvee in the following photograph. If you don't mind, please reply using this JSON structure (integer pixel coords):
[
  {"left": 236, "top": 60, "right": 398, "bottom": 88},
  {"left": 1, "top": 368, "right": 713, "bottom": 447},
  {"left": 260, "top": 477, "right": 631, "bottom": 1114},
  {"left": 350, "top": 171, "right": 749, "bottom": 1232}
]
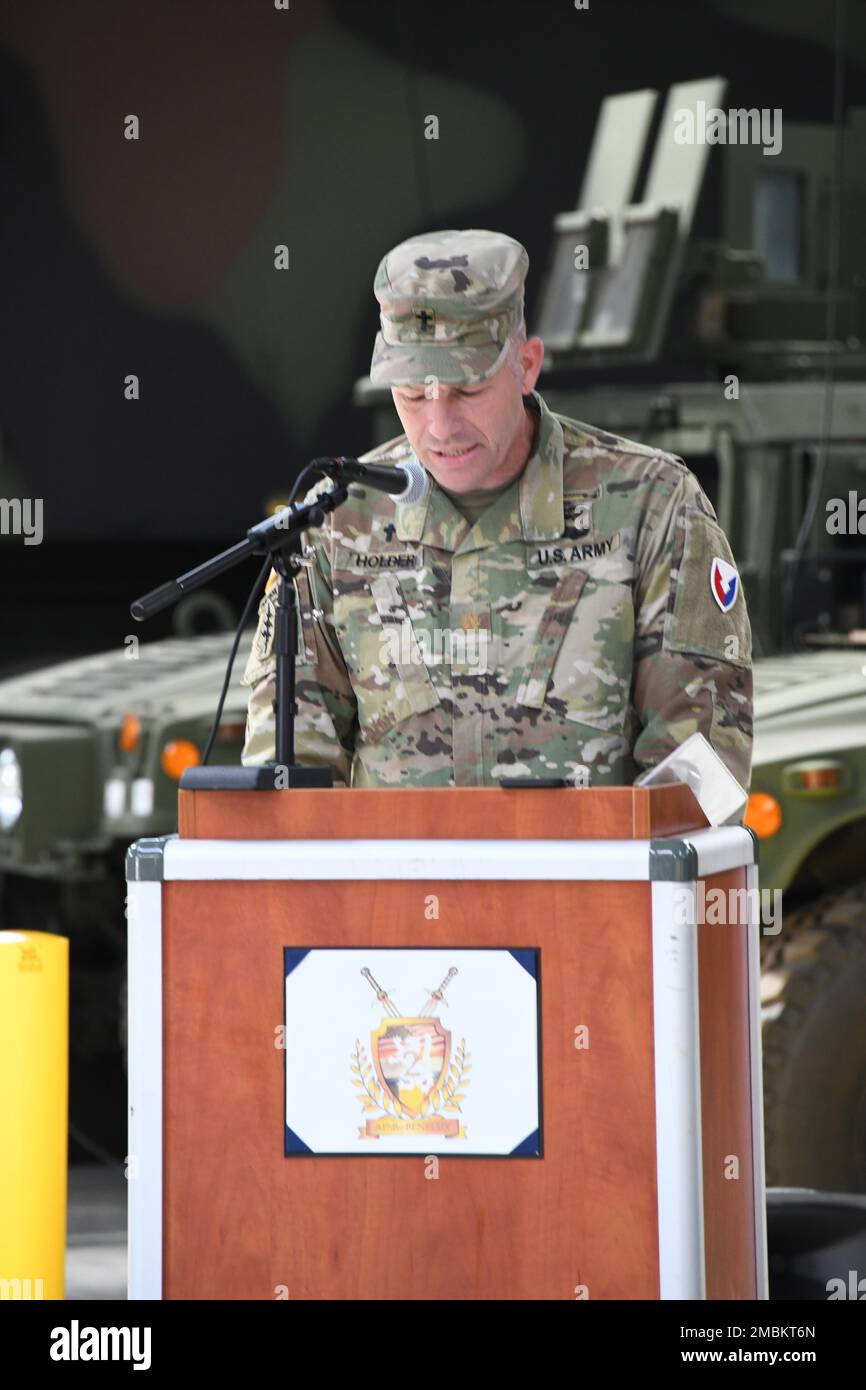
[
  {"left": 525, "top": 78, "right": 866, "bottom": 1193},
  {"left": 0, "top": 634, "right": 247, "bottom": 1072},
  {"left": 351, "top": 78, "right": 866, "bottom": 1191}
]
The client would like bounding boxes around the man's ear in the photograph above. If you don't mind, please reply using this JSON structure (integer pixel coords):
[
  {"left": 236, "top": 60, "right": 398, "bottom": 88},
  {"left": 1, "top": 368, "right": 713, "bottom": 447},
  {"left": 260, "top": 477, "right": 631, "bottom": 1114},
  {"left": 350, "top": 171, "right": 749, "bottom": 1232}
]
[{"left": 521, "top": 336, "right": 544, "bottom": 393}]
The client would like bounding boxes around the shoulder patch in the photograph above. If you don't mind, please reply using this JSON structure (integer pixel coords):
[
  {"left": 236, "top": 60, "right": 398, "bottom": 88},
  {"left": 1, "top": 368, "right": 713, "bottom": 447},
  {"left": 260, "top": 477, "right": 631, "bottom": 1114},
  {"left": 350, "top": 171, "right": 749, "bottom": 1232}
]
[
  {"left": 665, "top": 505, "right": 751, "bottom": 667},
  {"left": 710, "top": 555, "right": 739, "bottom": 612}
]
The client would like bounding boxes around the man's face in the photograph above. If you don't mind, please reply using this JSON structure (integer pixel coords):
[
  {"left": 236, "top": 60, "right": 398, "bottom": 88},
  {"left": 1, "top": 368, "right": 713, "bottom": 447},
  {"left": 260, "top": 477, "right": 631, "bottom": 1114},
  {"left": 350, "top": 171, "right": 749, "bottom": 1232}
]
[{"left": 390, "top": 336, "right": 544, "bottom": 492}]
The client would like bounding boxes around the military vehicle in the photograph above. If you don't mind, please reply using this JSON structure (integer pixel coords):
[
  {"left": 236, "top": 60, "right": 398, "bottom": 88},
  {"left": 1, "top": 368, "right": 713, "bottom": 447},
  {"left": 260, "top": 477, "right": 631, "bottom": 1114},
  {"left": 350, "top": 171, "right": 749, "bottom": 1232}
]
[
  {"left": 0, "top": 632, "right": 248, "bottom": 1078},
  {"left": 352, "top": 78, "right": 866, "bottom": 1192},
  {"left": 529, "top": 79, "right": 866, "bottom": 1194},
  {"left": 750, "top": 653, "right": 866, "bottom": 1193}
]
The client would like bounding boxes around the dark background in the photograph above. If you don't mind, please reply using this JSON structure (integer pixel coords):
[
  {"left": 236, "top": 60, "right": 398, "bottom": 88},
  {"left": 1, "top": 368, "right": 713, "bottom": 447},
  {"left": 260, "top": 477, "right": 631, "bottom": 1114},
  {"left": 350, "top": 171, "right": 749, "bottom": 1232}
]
[{"left": 1, "top": 0, "right": 864, "bottom": 664}]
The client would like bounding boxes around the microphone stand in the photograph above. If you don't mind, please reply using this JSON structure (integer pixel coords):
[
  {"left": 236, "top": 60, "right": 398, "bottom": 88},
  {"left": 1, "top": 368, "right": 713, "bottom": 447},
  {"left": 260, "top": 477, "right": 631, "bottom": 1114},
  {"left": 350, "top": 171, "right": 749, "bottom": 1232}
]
[
  {"left": 271, "top": 544, "right": 328, "bottom": 786},
  {"left": 129, "top": 481, "right": 350, "bottom": 791}
]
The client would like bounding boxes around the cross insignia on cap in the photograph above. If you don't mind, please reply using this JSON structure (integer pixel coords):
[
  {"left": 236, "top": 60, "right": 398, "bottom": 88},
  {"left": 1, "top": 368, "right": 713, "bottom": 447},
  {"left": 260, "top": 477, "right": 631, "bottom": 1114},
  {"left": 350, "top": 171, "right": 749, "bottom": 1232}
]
[{"left": 413, "top": 305, "right": 436, "bottom": 333}]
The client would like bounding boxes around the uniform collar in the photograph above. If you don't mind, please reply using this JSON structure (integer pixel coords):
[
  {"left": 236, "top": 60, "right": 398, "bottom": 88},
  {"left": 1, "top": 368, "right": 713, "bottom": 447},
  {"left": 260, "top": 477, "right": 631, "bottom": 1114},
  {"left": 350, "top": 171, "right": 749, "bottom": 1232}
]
[{"left": 394, "top": 389, "right": 565, "bottom": 551}]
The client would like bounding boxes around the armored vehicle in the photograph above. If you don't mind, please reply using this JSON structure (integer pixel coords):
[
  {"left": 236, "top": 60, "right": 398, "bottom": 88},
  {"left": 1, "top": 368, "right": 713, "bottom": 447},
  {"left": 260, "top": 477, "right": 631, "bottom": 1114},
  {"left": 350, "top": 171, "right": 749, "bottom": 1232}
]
[
  {"left": 0, "top": 634, "right": 246, "bottom": 1076},
  {"left": 353, "top": 78, "right": 866, "bottom": 1191}
]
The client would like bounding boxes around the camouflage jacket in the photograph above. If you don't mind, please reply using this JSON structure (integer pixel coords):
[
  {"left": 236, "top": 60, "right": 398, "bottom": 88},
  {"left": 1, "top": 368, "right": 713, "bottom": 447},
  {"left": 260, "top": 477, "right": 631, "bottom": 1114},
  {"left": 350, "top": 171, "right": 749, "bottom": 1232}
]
[{"left": 241, "top": 390, "right": 753, "bottom": 789}]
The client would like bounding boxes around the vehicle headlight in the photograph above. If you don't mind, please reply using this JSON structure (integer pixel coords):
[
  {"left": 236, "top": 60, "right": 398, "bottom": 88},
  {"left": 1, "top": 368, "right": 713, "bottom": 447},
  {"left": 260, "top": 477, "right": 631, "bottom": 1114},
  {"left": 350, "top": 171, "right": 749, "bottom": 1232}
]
[{"left": 0, "top": 748, "right": 23, "bottom": 830}]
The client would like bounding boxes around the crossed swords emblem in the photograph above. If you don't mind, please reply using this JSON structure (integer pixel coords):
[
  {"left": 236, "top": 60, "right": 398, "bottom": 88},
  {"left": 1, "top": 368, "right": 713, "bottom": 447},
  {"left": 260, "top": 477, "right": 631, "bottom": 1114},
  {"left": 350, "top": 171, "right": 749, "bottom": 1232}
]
[{"left": 361, "top": 965, "right": 458, "bottom": 1018}]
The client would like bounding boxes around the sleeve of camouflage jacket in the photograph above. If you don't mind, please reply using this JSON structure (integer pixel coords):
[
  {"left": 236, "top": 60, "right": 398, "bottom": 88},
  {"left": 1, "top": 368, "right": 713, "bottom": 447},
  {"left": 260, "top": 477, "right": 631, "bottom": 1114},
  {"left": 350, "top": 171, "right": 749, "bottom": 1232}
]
[
  {"left": 631, "top": 469, "right": 753, "bottom": 791},
  {"left": 239, "top": 504, "right": 358, "bottom": 786}
]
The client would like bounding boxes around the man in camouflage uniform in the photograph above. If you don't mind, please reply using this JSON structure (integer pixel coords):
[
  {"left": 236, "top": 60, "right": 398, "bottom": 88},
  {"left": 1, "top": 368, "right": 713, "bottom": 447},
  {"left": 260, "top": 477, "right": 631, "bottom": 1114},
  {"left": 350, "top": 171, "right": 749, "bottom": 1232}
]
[{"left": 241, "top": 229, "right": 752, "bottom": 790}]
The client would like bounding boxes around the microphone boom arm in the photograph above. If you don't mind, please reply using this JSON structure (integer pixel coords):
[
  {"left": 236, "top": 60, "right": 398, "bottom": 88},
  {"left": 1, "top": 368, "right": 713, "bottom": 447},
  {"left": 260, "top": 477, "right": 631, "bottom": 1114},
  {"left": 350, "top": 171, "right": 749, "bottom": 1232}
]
[{"left": 128, "top": 476, "right": 350, "bottom": 789}]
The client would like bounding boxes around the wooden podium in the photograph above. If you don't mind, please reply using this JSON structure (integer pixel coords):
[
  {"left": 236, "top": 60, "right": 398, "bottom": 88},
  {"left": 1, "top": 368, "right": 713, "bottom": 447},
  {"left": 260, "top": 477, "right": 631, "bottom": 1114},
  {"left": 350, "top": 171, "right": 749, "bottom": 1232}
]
[{"left": 126, "top": 784, "right": 768, "bottom": 1301}]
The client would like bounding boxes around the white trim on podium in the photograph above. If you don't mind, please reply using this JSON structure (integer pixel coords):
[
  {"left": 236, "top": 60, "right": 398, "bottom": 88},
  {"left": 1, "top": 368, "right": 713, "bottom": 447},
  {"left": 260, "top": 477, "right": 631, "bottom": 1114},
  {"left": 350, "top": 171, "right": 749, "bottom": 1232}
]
[
  {"left": 746, "top": 861, "right": 770, "bottom": 1300},
  {"left": 164, "top": 836, "right": 653, "bottom": 880},
  {"left": 651, "top": 882, "right": 706, "bottom": 1299},
  {"left": 161, "top": 828, "right": 755, "bottom": 883},
  {"left": 127, "top": 880, "right": 163, "bottom": 1301}
]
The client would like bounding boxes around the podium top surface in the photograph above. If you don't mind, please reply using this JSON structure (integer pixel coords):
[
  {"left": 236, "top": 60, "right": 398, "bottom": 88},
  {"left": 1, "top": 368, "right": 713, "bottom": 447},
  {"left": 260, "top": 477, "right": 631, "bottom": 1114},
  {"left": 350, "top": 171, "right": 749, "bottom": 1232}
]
[{"left": 177, "top": 783, "right": 709, "bottom": 843}]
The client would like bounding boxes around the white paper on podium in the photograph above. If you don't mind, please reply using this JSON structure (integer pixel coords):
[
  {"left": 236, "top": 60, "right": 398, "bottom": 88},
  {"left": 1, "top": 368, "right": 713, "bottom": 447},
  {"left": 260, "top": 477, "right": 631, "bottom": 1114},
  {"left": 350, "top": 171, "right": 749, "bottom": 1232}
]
[{"left": 634, "top": 731, "right": 748, "bottom": 826}]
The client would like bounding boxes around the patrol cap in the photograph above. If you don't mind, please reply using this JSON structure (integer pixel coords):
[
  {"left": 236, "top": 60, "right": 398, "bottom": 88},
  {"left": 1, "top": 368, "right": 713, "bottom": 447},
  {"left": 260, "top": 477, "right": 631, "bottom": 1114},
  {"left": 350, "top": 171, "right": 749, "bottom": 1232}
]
[{"left": 369, "top": 228, "right": 529, "bottom": 387}]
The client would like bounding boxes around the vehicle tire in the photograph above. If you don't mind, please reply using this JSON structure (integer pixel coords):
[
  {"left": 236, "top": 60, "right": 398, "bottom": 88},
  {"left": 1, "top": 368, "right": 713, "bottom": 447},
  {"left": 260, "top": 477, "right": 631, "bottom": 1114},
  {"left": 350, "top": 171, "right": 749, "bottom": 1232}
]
[
  {"left": 761, "top": 880, "right": 866, "bottom": 1193},
  {"left": 172, "top": 590, "right": 236, "bottom": 636}
]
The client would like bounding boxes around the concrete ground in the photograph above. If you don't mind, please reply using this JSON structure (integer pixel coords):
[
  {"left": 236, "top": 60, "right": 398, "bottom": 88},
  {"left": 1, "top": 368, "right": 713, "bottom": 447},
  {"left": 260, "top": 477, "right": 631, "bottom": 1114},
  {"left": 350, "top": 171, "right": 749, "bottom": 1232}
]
[{"left": 66, "top": 1162, "right": 127, "bottom": 1300}]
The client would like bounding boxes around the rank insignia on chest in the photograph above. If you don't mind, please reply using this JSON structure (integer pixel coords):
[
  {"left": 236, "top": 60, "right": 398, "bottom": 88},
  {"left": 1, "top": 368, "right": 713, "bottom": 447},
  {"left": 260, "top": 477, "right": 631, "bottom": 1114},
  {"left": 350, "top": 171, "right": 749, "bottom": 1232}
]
[
  {"left": 255, "top": 592, "right": 277, "bottom": 659},
  {"left": 563, "top": 498, "right": 593, "bottom": 535},
  {"left": 710, "top": 555, "right": 739, "bottom": 612}
]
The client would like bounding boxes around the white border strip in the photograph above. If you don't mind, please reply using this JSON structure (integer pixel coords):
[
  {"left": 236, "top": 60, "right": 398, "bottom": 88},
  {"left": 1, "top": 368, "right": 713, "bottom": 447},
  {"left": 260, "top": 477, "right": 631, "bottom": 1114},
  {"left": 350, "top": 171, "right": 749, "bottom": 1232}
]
[
  {"left": 127, "top": 880, "right": 163, "bottom": 1301},
  {"left": 651, "top": 881, "right": 706, "bottom": 1299},
  {"left": 163, "top": 837, "right": 652, "bottom": 881},
  {"left": 746, "top": 861, "right": 770, "bottom": 1300}
]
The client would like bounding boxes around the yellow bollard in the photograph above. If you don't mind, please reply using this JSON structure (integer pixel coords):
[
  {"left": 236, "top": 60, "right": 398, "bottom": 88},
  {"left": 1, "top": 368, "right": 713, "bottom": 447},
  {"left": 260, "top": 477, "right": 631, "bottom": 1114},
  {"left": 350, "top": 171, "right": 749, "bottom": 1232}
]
[{"left": 0, "top": 930, "right": 68, "bottom": 1301}]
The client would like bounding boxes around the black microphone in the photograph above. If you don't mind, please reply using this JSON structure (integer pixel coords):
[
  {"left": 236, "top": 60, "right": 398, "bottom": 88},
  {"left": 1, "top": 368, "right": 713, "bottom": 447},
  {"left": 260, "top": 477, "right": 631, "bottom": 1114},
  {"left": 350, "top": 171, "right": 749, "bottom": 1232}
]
[
  {"left": 129, "top": 456, "right": 427, "bottom": 623},
  {"left": 321, "top": 454, "right": 429, "bottom": 504}
]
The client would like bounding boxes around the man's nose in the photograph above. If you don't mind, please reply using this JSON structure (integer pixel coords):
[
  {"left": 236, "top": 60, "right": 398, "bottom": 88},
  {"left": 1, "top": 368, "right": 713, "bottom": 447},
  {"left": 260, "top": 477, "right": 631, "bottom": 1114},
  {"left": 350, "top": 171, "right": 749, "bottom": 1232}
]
[{"left": 423, "top": 395, "right": 463, "bottom": 443}]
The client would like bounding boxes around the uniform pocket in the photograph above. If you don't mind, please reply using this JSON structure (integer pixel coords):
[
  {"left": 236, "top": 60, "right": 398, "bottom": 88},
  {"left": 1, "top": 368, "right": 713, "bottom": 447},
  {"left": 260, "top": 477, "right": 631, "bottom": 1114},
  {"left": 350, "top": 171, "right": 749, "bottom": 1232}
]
[
  {"left": 517, "top": 570, "right": 634, "bottom": 732},
  {"left": 334, "top": 569, "right": 440, "bottom": 743},
  {"left": 292, "top": 567, "right": 319, "bottom": 663},
  {"left": 367, "top": 573, "right": 440, "bottom": 725}
]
